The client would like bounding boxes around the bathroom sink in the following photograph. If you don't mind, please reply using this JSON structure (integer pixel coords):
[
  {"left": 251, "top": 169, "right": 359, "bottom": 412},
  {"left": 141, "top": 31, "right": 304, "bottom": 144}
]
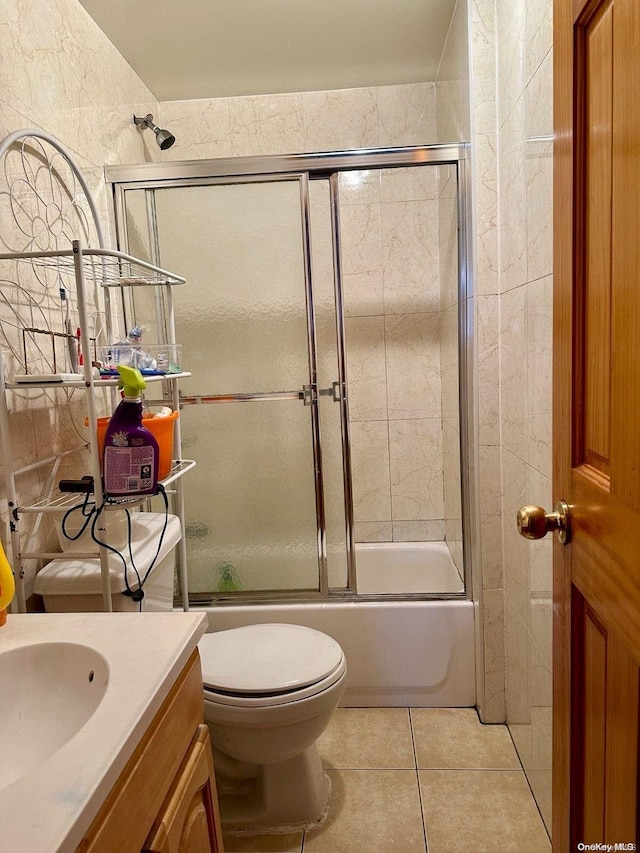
[
  {"left": 0, "top": 641, "right": 109, "bottom": 790},
  {"left": 1, "top": 612, "right": 208, "bottom": 853}
]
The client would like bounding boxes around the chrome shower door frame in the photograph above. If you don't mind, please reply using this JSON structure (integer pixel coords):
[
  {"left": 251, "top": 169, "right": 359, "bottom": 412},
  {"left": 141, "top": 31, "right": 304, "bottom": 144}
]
[{"left": 108, "top": 143, "right": 474, "bottom": 603}]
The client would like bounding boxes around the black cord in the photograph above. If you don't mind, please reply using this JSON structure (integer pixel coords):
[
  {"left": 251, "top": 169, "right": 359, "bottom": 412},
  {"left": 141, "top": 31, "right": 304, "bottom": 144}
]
[
  {"left": 60, "top": 485, "right": 171, "bottom": 613},
  {"left": 90, "top": 502, "right": 143, "bottom": 605},
  {"left": 127, "top": 484, "right": 169, "bottom": 590},
  {"left": 60, "top": 491, "right": 96, "bottom": 541}
]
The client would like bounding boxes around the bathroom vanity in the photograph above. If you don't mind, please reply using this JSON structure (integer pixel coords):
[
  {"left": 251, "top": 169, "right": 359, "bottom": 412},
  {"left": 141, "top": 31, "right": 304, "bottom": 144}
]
[
  {"left": 79, "top": 650, "right": 224, "bottom": 852},
  {"left": 0, "top": 612, "right": 224, "bottom": 853}
]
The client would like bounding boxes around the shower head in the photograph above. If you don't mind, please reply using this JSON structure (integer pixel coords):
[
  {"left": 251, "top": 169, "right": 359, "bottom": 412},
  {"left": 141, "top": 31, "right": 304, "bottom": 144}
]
[{"left": 133, "top": 114, "right": 176, "bottom": 150}]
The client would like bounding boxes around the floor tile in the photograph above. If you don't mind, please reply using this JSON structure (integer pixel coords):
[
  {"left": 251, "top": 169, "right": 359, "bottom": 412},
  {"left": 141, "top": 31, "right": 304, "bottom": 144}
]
[
  {"left": 318, "top": 708, "right": 415, "bottom": 769},
  {"left": 419, "top": 770, "right": 550, "bottom": 852},
  {"left": 222, "top": 831, "right": 303, "bottom": 852},
  {"left": 411, "top": 708, "right": 521, "bottom": 769},
  {"left": 526, "top": 769, "right": 552, "bottom": 836},
  {"left": 304, "top": 769, "right": 426, "bottom": 853}
]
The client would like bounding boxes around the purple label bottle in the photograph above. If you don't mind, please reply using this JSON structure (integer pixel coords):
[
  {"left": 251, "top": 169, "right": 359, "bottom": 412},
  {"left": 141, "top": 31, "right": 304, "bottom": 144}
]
[{"left": 103, "top": 366, "right": 159, "bottom": 497}]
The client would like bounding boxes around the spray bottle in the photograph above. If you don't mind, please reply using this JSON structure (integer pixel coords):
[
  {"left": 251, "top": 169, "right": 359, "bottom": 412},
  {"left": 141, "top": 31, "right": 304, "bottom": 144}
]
[{"left": 103, "top": 365, "right": 159, "bottom": 497}]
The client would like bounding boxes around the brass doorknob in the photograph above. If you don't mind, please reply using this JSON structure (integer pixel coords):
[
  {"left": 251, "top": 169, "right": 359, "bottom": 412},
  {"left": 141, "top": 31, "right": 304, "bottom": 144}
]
[{"left": 517, "top": 500, "right": 571, "bottom": 544}]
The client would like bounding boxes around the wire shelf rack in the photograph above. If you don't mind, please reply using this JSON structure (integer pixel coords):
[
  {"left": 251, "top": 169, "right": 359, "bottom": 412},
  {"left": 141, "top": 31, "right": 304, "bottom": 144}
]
[
  {"left": 20, "top": 460, "right": 196, "bottom": 513},
  {"left": 0, "top": 247, "right": 186, "bottom": 287}
]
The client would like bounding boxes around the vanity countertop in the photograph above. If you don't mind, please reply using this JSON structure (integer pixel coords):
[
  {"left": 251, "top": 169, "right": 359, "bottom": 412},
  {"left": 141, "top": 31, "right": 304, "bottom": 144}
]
[{"left": 0, "top": 611, "right": 208, "bottom": 853}]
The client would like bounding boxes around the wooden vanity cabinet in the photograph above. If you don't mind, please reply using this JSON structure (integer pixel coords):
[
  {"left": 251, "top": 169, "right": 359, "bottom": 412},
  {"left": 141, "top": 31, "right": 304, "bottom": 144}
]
[
  {"left": 142, "top": 725, "right": 220, "bottom": 853},
  {"left": 78, "top": 650, "right": 224, "bottom": 853}
]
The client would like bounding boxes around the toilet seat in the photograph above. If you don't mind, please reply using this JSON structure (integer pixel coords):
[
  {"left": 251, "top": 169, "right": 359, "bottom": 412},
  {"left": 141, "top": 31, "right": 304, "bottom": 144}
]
[{"left": 199, "top": 623, "right": 346, "bottom": 708}]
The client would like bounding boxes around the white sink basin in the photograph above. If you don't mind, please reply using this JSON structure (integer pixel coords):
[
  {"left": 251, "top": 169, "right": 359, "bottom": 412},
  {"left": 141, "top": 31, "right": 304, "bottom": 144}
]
[
  {"left": 0, "top": 612, "right": 208, "bottom": 853},
  {"left": 0, "top": 641, "right": 109, "bottom": 790}
]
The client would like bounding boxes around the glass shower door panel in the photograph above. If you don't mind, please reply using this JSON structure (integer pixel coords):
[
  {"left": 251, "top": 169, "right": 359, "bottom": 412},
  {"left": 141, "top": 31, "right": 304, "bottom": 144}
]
[
  {"left": 148, "top": 178, "right": 321, "bottom": 595},
  {"left": 308, "top": 180, "right": 349, "bottom": 589},
  {"left": 181, "top": 400, "right": 319, "bottom": 594},
  {"left": 154, "top": 181, "right": 311, "bottom": 398},
  {"left": 338, "top": 164, "right": 464, "bottom": 594}
]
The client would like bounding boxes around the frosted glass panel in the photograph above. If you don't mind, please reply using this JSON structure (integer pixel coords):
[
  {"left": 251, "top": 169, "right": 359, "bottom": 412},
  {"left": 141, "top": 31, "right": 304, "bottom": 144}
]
[
  {"left": 122, "top": 190, "right": 163, "bottom": 343},
  {"left": 152, "top": 181, "right": 310, "bottom": 397},
  {"left": 123, "top": 178, "right": 323, "bottom": 595},
  {"left": 180, "top": 400, "right": 319, "bottom": 593}
]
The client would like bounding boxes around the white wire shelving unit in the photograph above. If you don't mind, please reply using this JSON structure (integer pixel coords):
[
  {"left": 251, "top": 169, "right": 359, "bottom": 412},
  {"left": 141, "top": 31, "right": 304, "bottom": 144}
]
[{"left": 0, "top": 240, "right": 195, "bottom": 613}]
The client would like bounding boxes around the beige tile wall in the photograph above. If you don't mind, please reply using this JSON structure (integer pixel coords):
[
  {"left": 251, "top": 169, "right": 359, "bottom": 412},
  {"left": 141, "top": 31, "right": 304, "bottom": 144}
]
[
  {"left": 340, "top": 164, "right": 447, "bottom": 545},
  {"left": 0, "top": 0, "right": 159, "bottom": 603},
  {"left": 464, "top": 0, "right": 553, "bottom": 832},
  {"left": 435, "top": 0, "right": 472, "bottom": 143},
  {"left": 497, "top": 0, "right": 553, "bottom": 832},
  {"left": 159, "top": 83, "right": 438, "bottom": 160}
]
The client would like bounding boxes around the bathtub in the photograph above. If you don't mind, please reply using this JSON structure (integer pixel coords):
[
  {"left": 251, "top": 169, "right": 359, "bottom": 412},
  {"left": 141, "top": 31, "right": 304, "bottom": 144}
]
[
  {"left": 198, "top": 597, "right": 475, "bottom": 707},
  {"left": 354, "top": 540, "right": 464, "bottom": 595}
]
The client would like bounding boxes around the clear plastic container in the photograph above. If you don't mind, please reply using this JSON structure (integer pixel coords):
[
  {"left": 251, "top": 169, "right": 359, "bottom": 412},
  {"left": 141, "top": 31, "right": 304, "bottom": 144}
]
[{"left": 96, "top": 343, "right": 182, "bottom": 374}]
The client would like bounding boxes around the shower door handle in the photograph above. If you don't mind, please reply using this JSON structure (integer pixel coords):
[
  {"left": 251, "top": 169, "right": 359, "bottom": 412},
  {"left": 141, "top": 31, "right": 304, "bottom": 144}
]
[
  {"left": 308, "top": 381, "right": 342, "bottom": 404},
  {"left": 302, "top": 384, "right": 317, "bottom": 406},
  {"left": 319, "top": 381, "right": 342, "bottom": 402}
]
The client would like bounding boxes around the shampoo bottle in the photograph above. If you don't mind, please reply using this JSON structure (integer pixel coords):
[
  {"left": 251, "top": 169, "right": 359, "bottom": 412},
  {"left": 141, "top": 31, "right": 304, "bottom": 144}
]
[{"left": 103, "top": 365, "right": 159, "bottom": 497}]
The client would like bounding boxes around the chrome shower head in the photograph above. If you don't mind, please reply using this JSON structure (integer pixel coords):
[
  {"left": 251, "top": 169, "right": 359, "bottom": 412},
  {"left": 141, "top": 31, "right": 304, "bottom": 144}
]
[{"left": 133, "top": 114, "right": 176, "bottom": 150}]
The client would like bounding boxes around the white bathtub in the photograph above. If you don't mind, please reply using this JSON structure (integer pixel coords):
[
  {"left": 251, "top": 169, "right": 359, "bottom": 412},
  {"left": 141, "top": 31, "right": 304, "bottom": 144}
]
[
  {"left": 198, "top": 598, "right": 475, "bottom": 707},
  {"left": 354, "top": 540, "right": 464, "bottom": 595}
]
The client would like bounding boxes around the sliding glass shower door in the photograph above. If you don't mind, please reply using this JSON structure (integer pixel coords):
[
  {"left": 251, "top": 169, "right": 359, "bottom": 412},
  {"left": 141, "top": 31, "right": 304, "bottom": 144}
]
[
  {"left": 124, "top": 176, "right": 347, "bottom": 597},
  {"left": 112, "top": 144, "right": 469, "bottom": 602}
]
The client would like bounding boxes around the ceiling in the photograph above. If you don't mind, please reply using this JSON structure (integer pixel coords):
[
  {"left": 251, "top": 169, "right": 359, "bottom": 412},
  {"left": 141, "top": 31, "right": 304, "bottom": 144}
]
[{"left": 78, "top": 0, "right": 458, "bottom": 102}]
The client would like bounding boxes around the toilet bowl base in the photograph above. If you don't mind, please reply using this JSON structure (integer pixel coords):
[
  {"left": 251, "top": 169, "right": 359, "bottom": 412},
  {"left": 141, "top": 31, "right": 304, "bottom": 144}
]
[{"left": 216, "top": 743, "right": 331, "bottom": 833}]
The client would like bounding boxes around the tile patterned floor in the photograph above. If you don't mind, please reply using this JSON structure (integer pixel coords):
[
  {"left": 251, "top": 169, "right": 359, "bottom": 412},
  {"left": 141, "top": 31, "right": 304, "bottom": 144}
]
[{"left": 222, "top": 708, "right": 551, "bottom": 853}]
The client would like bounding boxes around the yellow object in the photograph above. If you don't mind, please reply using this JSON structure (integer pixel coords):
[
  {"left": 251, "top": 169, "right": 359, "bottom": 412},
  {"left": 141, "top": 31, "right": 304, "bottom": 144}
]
[
  {"left": 117, "top": 364, "right": 146, "bottom": 398},
  {"left": 0, "top": 537, "right": 15, "bottom": 626}
]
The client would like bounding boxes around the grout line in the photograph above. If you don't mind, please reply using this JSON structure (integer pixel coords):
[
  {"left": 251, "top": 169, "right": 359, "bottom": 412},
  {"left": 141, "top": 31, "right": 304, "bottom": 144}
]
[
  {"left": 408, "top": 708, "right": 419, "bottom": 769},
  {"left": 504, "top": 724, "right": 552, "bottom": 843},
  {"left": 409, "top": 709, "right": 430, "bottom": 852}
]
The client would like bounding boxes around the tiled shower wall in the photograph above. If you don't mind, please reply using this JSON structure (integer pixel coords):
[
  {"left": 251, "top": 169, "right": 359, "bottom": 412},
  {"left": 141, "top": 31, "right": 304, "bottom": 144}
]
[
  {"left": 159, "top": 85, "right": 438, "bottom": 160},
  {"left": 466, "top": 0, "right": 553, "bottom": 832},
  {"left": 437, "top": 1, "right": 553, "bottom": 833},
  {"left": 497, "top": 0, "right": 553, "bottom": 831},
  {"left": 341, "top": 164, "right": 446, "bottom": 546},
  {"left": 0, "top": 0, "right": 158, "bottom": 603},
  {"left": 159, "top": 85, "right": 463, "bottom": 550}
]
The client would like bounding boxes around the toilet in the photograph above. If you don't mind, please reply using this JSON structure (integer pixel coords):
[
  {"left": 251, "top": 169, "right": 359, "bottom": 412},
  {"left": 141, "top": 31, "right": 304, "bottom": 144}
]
[
  {"left": 34, "top": 515, "right": 347, "bottom": 831},
  {"left": 198, "top": 622, "right": 347, "bottom": 831}
]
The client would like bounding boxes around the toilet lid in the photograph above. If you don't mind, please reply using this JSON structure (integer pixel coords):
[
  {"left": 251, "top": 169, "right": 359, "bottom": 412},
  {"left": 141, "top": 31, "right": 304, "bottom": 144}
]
[{"left": 198, "top": 623, "right": 344, "bottom": 695}]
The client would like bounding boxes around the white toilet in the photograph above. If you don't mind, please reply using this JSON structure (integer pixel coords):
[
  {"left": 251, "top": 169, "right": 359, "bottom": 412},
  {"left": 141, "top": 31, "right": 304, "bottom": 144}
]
[
  {"left": 198, "top": 623, "right": 347, "bottom": 831},
  {"left": 35, "top": 516, "right": 347, "bottom": 831}
]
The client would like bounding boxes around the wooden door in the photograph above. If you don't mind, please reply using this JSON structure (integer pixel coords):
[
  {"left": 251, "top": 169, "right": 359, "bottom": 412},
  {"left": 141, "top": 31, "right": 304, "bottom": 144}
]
[{"left": 554, "top": 0, "right": 640, "bottom": 848}]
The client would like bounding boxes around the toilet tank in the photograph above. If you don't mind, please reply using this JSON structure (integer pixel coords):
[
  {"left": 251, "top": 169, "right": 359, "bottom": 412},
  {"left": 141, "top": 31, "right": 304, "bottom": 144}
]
[{"left": 34, "top": 513, "right": 181, "bottom": 613}]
